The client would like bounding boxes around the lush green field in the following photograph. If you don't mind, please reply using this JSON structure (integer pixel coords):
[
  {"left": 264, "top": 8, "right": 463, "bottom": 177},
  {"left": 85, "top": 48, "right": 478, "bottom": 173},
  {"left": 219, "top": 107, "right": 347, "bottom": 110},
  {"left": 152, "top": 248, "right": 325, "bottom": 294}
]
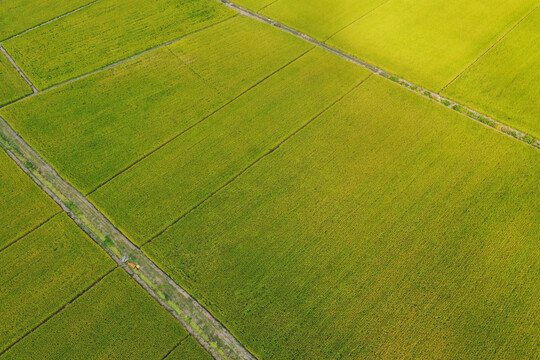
[
  {"left": 0, "top": 0, "right": 95, "bottom": 40},
  {"left": 261, "top": 0, "right": 388, "bottom": 40},
  {"left": 0, "top": 213, "right": 116, "bottom": 353},
  {"left": 145, "top": 76, "right": 540, "bottom": 359},
  {"left": 328, "top": 0, "right": 538, "bottom": 90},
  {"left": 443, "top": 8, "right": 540, "bottom": 139},
  {"left": 2, "top": 0, "right": 234, "bottom": 89},
  {"left": 0, "top": 16, "right": 310, "bottom": 193},
  {"left": 0, "top": 51, "right": 32, "bottom": 105},
  {"left": 233, "top": 0, "right": 273, "bottom": 11},
  {"left": 0, "top": 150, "right": 59, "bottom": 249},
  {"left": 166, "top": 337, "right": 213, "bottom": 360},
  {"left": 1, "top": 269, "right": 188, "bottom": 359},
  {"left": 89, "top": 47, "right": 369, "bottom": 246}
]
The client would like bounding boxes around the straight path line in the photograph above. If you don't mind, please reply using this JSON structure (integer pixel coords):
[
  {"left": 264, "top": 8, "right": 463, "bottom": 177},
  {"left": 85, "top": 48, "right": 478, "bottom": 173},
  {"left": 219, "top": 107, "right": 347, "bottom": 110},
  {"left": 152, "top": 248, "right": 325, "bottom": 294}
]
[
  {"left": 0, "top": 266, "right": 117, "bottom": 357},
  {"left": 0, "top": 212, "right": 61, "bottom": 254},
  {"left": 0, "top": 113, "right": 255, "bottom": 359},
  {"left": 143, "top": 74, "right": 372, "bottom": 247},
  {"left": 324, "top": 0, "right": 394, "bottom": 41},
  {"left": 87, "top": 47, "right": 314, "bottom": 196},
  {"left": 0, "top": 44, "right": 38, "bottom": 93},
  {"left": 0, "top": 15, "right": 237, "bottom": 108},
  {"left": 160, "top": 335, "right": 191, "bottom": 360},
  {"left": 216, "top": 0, "right": 540, "bottom": 149},
  {"left": 440, "top": 5, "right": 539, "bottom": 92},
  {"left": 1, "top": 0, "right": 103, "bottom": 42}
]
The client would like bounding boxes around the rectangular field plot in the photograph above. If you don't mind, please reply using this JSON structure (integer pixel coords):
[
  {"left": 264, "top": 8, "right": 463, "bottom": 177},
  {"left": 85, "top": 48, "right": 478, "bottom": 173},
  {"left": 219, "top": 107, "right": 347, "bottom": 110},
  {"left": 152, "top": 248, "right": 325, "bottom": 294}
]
[
  {"left": 261, "top": 0, "right": 389, "bottom": 41},
  {"left": 166, "top": 337, "right": 212, "bottom": 360},
  {"left": 2, "top": 0, "right": 235, "bottom": 89},
  {"left": 0, "top": 0, "right": 95, "bottom": 41},
  {"left": 0, "top": 213, "right": 116, "bottom": 353},
  {"left": 1, "top": 269, "right": 188, "bottom": 359},
  {"left": 89, "top": 47, "right": 370, "bottom": 246},
  {"left": 328, "top": 0, "right": 538, "bottom": 90},
  {"left": 443, "top": 8, "right": 540, "bottom": 139},
  {"left": 0, "top": 17, "right": 310, "bottom": 193},
  {"left": 0, "top": 149, "right": 59, "bottom": 250},
  {"left": 145, "top": 76, "right": 540, "bottom": 359},
  {"left": 0, "top": 50, "right": 31, "bottom": 106}
]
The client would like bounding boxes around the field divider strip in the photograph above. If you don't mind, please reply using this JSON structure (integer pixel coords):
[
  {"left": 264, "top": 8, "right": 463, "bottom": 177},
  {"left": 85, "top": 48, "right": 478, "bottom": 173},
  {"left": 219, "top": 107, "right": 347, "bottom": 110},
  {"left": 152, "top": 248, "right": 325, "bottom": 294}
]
[
  {"left": 1, "top": 0, "right": 103, "bottom": 42},
  {"left": 143, "top": 73, "right": 372, "bottom": 247},
  {"left": 0, "top": 112, "right": 255, "bottom": 359},
  {"left": 0, "top": 44, "right": 38, "bottom": 93},
  {"left": 216, "top": 0, "right": 540, "bottom": 149},
  {"left": 0, "top": 15, "right": 238, "bottom": 110},
  {"left": 0, "top": 265, "right": 117, "bottom": 357},
  {"left": 160, "top": 335, "right": 191, "bottom": 360},
  {"left": 440, "top": 5, "right": 539, "bottom": 93},
  {"left": 0, "top": 211, "right": 61, "bottom": 254},
  {"left": 323, "top": 0, "right": 395, "bottom": 41},
  {"left": 86, "top": 47, "right": 314, "bottom": 196}
]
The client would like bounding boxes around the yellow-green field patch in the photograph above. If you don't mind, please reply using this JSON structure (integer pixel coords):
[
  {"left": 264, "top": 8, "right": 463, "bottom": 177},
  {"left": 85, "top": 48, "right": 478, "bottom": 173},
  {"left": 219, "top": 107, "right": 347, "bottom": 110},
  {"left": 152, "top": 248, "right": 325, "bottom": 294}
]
[
  {"left": 0, "top": 150, "right": 58, "bottom": 249},
  {"left": 1, "top": 269, "right": 187, "bottom": 359},
  {"left": 89, "top": 47, "right": 369, "bottom": 246},
  {"left": 328, "top": 0, "right": 538, "bottom": 90},
  {"left": 0, "top": 0, "right": 95, "bottom": 40},
  {"left": 0, "top": 51, "right": 31, "bottom": 106},
  {"left": 443, "top": 8, "right": 540, "bottom": 139},
  {"left": 2, "top": 0, "right": 235, "bottom": 89},
  {"left": 0, "top": 213, "right": 116, "bottom": 353},
  {"left": 145, "top": 76, "right": 540, "bottom": 359},
  {"left": 261, "top": 0, "right": 389, "bottom": 41}
]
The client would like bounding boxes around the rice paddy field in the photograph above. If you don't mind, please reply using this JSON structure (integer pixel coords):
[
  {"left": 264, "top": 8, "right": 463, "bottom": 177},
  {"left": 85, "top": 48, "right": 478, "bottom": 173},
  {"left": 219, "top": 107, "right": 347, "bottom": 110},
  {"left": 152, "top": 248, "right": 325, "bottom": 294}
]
[
  {"left": 0, "top": 51, "right": 31, "bottom": 106},
  {"left": 2, "top": 0, "right": 235, "bottom": 89},
  {"left": 443, "top": 8, "right": 540, "bottom": 139},
  {"left": 0, "top": 269, "right": 189, "bottom": 359},
  {"left": 89, "top": 47, "right": 369, "bottom": 246},
  {"left": 0, "top": 0, "right": 538, "bottom": 358},
  {"left": 0, "top": 150, "right": 58, "bottom": 250},
  {"left": 0, "top": 0, "right": 95, "bottom": 41},
  {"left": 145, "top": 76, "right": 540, "bottom": 359}
]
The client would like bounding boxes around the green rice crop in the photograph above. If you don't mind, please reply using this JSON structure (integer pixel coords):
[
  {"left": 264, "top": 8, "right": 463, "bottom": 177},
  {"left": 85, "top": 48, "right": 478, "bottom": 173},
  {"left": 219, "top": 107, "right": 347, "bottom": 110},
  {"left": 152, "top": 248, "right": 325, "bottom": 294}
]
[
  {"left": 261, "top": 0, "right": 389, "bottom": 41},
  {"left": 0, "top": 16, "right": 310, "bottom": 193},
  {"left": 2, "top": 0, "right": 235, "bottom": 89},
  {"left": 0, "top": 0, "right": 95, "bottom": 40},
  {"left": 1, "top": 269, "right": 187, "bottom": 359},
  {"left": 0, "top": 51, "right": 31, "bottom": 105},
  {"left": 165, "top": 337, "right": 212, "bottom": 360},
  {"left": 0, "top": 150, "right": 59, "bottom": 249},
  {"left": 89, "top": 47, "right": 370, "bottom": 246},
  {"left": 145, "top": 76, "right": 540, "bottom": 359},
  {"left": 328, "top": 0, "right": 538, "bottom": 90},
  {"left": 0, "top": 213, "right": 116, "bottom": 353},
  {"left": 443, "top": 8, "right": 540, "bottom": 139}
]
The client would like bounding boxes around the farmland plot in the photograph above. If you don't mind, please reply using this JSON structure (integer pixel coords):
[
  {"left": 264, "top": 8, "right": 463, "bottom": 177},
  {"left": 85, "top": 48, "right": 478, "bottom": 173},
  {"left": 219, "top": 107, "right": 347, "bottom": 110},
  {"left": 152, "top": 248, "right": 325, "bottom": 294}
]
[
  {"left": 0, "top": 149, "right": 58, "bottom": 249},
  {"left": 0, "top": 269, "right": 188, "bottom": 359},
  {"left": 0, "top": 0, "right": 95, "bottom": 40},
  {"left": 0, "top": 51, "right": 31, "bottom": 106},
  {"left": 89, "top": 47, "right": 370, "bottom": 246},
  {"left": 233, "top": 0, "right": 274, "bottom": 11},
  {"left": 328, "top": 0, "right": 538, "bottom": 90},
  {"left": 2, "top": 0, "right": 235, "bottom": 89},
  {"left": 166, "top": 337, "right": 213, "bottom": 360},
  {"left": 145, "top": 76, "right": 540, "bottom": 359},
  {"left": 261, "top": 0, "right": 389, "bottom": 41},
  {"left": 0, "top": 16, "right": 310, "bottom": 193},
  {"left": 0, "top": 213, "right": 116, "bottom": 353},
  {"left": 443, "top": 8, "right": 540, "bottom": 139}
]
